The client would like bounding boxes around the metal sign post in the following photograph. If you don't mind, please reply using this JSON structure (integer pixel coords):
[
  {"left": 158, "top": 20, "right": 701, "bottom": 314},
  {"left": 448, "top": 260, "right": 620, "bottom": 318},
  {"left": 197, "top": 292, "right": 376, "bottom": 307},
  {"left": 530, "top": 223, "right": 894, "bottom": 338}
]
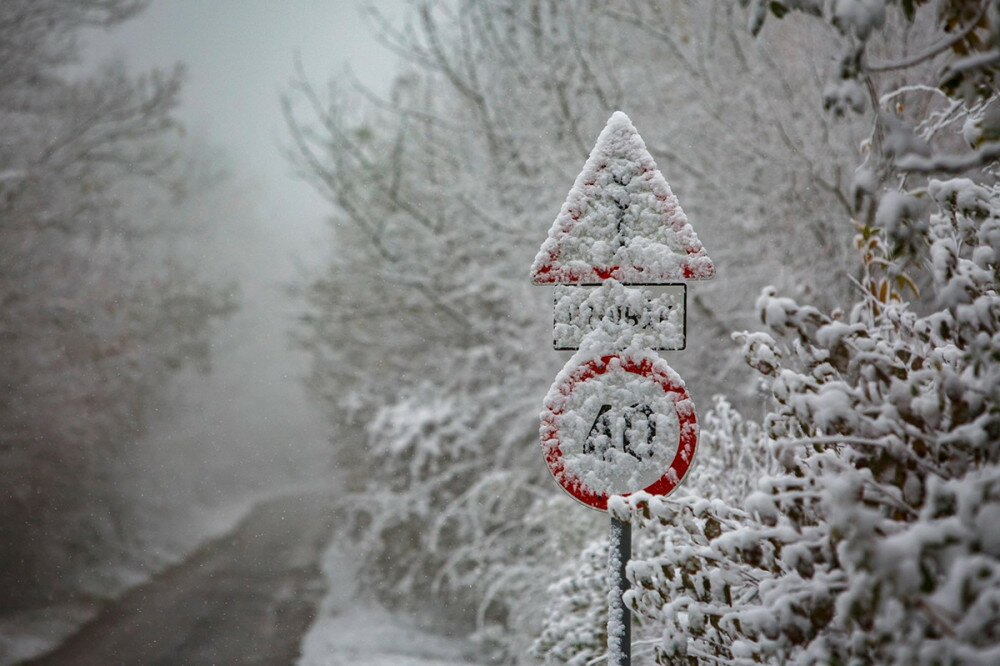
[
  {"left": 530, "top": 111, "right": 715, "bottom": 665},
  {"left": 608, "top": 516, "right": 631, "bottom": 666}
]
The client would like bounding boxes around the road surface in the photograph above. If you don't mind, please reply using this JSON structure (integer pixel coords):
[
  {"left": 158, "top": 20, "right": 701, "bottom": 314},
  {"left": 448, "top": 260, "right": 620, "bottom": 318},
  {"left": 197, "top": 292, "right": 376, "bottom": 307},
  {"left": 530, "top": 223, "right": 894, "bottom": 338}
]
[{"left": 26, "top": 492, "right": 335, "bottom": 666}]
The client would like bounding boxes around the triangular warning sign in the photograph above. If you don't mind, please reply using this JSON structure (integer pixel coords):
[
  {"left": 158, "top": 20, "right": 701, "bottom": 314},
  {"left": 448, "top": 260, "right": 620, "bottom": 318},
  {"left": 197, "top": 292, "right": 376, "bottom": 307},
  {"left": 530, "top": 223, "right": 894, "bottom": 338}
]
[{"left": 531, "top": 112, "right": 714, "bottom": 285}]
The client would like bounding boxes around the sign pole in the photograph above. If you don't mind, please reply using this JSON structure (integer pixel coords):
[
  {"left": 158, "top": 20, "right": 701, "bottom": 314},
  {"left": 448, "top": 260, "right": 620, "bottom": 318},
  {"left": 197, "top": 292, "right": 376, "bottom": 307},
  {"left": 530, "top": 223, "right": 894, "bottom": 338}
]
[
  {"left": 608, "top": 515, "right": 631, "bottom": 666},
  {"left": 531, "top": 111, "right": 713, "bottom": 666}
]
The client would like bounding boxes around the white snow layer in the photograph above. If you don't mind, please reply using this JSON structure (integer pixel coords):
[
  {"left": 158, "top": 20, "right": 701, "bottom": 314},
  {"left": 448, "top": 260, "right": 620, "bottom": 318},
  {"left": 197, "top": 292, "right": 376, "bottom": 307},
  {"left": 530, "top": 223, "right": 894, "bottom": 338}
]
[
  {"left": 530, "top": 111, "right": 714, "bottom": 284},
  {"left": 298, "top": 540, "right": 479, "bottom": 666},
  {"left": 553, "top": 281, "right": 684, "bottom": 350},
  {"left": 541, "top": 325, "right": 696, "bottom": 498},
  {"left": 606, "top": 520, "right": 628, "bottom": 666}
]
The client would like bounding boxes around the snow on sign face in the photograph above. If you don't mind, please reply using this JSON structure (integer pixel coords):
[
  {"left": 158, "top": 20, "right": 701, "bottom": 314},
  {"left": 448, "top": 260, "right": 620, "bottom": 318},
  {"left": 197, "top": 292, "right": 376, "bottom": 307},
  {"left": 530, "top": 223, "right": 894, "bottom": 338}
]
[
  {"left": 540, "top": 349, "right": 698, "bottom": 511},
  {"left": 554, "top": 281, "right": 685, "bottom": 350},
  {"left": 530, "top": 112, "right": 714, "bottom": 285}
]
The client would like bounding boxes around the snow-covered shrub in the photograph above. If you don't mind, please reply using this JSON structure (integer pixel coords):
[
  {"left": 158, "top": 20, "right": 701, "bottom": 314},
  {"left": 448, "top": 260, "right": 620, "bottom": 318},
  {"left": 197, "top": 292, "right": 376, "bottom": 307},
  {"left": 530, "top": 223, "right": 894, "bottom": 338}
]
[
  {"left": 534, "top": 3, "right": 1000, "bottom": 663},
  {"left": 530, "top": 539, "right": 609, "bottom": 666},
  {"left": 614, "top": 179, "right": 1000, "bottom": 663},
  {"left": 537, "top": 205, "right": 999, "bottom": 663}
]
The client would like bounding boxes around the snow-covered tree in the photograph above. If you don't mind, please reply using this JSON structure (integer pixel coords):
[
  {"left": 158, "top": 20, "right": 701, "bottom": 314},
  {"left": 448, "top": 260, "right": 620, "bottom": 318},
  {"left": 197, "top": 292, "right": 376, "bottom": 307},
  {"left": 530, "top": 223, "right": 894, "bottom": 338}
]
[
  {"left": 534, "top": 2, "right": 1000, "bottom": 663},
  {"left": 286, "top": 0, "right": 883, "bottom": 657},
  {"left": 0, "top": 0, "right": 234, "bottom": 607}
]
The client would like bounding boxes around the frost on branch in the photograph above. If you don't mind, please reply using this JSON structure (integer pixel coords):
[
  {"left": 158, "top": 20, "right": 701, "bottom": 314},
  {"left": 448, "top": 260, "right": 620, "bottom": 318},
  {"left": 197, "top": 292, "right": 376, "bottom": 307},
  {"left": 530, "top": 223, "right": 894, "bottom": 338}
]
[
  {"left": 531, "top": 540, "right": 609, "bottom": 666},
  {"left": 538, "top": 178, "right": 1000, "bottom": 664},
  {"left": 616, "top": 178, "right": 1000, "bottom": 663},
  {"left": 746, "top": 0, "right": 999, "bottom": 109},
  {"left": 536, "top": 1, "right": 1000, "bottom": 654}
]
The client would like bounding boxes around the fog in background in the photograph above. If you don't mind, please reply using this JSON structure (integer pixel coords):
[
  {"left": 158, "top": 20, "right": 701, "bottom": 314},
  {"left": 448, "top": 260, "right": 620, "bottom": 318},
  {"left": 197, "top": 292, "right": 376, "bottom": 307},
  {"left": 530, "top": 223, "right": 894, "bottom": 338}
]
[
  {"left": 0, "top": 3, "right": 411, "bottom": 662},
  {"left": 82, "top": 0, "right": 403, "bottom": 499}
]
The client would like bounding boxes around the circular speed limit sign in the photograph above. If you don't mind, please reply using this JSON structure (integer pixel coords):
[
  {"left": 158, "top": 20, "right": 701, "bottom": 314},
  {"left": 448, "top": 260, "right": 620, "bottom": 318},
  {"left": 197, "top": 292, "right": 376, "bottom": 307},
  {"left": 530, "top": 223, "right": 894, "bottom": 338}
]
[{"left": 539, "top": 351, "right": 698, "bottom": 511}]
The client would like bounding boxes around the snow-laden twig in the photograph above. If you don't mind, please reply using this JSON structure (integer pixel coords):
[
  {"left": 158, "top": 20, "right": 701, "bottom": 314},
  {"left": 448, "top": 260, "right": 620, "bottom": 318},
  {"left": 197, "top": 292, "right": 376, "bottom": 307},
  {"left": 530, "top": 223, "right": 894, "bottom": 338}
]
[{"left": 867, "top": 0, "right": 992, "bottom": 72}]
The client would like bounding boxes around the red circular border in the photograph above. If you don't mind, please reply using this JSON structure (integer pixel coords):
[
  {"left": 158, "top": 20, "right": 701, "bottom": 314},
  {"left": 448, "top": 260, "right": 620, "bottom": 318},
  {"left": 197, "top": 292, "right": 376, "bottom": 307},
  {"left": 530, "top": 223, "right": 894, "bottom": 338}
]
[{"left": 540, "top": 354, "right": 698, "bottom": 511}]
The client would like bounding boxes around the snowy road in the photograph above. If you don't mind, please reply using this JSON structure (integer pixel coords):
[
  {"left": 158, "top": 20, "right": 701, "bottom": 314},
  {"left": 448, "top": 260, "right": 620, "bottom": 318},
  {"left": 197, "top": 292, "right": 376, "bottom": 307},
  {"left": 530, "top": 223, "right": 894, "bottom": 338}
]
[
  {"left": 22, "top": 491, "right": 479, "bottom": 666},
  {"left": 25, "top": 492, "right": 334, "bottom": 665}
]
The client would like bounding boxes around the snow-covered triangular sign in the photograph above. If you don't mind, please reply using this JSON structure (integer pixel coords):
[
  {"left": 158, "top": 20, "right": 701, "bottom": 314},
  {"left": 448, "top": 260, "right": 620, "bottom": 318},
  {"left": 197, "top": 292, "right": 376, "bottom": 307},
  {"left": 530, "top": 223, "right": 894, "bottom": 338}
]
[{"left": 531, "top": 112, "right": 714, "bottom": 284}]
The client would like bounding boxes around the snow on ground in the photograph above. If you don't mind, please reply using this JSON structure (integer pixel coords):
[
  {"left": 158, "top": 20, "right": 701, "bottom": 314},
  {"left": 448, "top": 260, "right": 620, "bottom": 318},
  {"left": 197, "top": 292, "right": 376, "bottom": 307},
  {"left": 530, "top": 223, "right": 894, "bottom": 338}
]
[
  {"left": 1, "top": 481, "right": 482, "bottom": 666},
  {"left": 299, "top": 542, "right": 480, "bottom": 666},
  {"left": 0, "top": 482, "right": 319, "bottom": 666},
  {"left": 0, "top": 603, "right": 96, "bottom": 666}
]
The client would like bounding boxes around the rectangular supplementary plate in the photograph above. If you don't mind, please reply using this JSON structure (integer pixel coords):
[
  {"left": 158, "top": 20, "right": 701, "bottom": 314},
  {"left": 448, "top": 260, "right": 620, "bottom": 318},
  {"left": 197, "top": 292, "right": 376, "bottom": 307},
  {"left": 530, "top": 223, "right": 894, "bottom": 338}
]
[{"left": 553, "top": 284, "right": 686, "bottom": 351}]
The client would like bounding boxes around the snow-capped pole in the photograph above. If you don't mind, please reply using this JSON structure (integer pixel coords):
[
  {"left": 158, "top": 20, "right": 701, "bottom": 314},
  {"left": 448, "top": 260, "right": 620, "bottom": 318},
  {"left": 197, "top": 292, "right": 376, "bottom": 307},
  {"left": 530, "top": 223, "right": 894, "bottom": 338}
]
[{"left": 531, "top": 111, "right": 714, "bottom": 666}]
